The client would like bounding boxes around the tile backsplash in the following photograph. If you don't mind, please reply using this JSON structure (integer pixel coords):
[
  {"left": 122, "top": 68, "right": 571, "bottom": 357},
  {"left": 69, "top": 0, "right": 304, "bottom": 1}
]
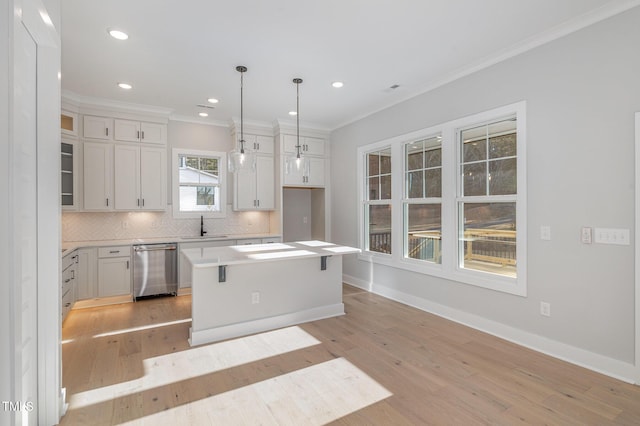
[{"left": 62, "top": 207, "right": 272, "bottom": 242}]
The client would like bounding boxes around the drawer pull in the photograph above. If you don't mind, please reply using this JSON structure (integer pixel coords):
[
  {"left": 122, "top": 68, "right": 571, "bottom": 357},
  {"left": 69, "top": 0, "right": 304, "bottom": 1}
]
[{"left": 109, "top": 250, "right": 120, "bottom": 254}]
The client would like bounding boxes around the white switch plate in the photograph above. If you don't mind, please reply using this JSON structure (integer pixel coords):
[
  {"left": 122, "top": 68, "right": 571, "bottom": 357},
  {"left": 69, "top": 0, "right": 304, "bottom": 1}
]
[
  {"left": 540, "top": 225, "right": 551, "bottom": 241},
  {"left": 540, "top": 302, "right": 551, "bottom": 317},
  {"left": 594, "top": 228, "right": 630, "bottom": 245},
  {"left": 251, "top": 292, "right": 260, "bottom": 304},
  {"left": 581, "top": 227, "right": 592, "bottom": 244}
]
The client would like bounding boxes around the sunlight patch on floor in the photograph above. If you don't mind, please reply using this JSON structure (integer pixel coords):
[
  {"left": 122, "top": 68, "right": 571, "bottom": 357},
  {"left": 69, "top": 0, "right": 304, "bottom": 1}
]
[
  {"left": 120, "top": 357, "right": 392, "bottom": 425},
  {"left": 92, "top": 318, "right": 192, "bottom": 338},
  {"left": 69, "top": 326, "right": 320, "bottom": 409}
]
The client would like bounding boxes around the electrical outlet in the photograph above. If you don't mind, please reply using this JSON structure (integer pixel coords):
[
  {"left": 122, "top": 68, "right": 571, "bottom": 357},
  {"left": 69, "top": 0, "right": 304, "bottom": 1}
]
[
  {"left": 540, "top": 225, "right": 551, "bottom": 241},
  {"left": 540, "top": 302, "right": 551, "bottom": 317},
  {"left": 251, "top": 292, "right": 260, "bottom": 304}
]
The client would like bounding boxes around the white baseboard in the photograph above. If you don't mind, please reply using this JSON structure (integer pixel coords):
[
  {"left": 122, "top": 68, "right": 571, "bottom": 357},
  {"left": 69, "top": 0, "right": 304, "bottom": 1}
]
[
  {"left": 189, "top": 303, "right": 345, "bottom": 347},
  {"left": 342, "top": 274, "right": 637, "bottom": 384}
]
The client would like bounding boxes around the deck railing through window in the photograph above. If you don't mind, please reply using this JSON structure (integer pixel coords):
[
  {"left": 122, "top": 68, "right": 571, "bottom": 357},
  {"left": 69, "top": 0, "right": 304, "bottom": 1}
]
[{"left": 370, "top": 229, "right": 516, "bottom": 266}]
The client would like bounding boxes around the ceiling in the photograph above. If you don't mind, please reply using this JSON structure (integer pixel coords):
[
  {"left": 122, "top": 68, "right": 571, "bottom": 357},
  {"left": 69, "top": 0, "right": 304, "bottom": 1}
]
[{"left": 61, "top": 0, "right": 637, "bottom": 131}]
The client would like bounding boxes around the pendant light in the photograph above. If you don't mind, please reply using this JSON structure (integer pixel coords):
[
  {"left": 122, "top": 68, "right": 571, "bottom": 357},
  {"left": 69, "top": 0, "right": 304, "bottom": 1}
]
[
  {"left": 286, "top": 77, "right": 309, "bottom": 175},
  {"left": 228, "top": 65, "right": 255, "bottom": 173}
]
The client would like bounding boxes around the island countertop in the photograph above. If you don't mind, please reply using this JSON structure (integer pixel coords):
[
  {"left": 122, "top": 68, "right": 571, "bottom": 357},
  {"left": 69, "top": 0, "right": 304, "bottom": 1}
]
[{"left": 182, "top": 240, "right": 360, "bottom": 268}]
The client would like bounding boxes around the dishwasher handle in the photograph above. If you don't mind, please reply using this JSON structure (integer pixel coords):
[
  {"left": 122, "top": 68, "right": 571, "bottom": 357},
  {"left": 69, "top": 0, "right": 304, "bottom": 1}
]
[{"left": 134, "top": 245, "right": 177, "bottom": 252}]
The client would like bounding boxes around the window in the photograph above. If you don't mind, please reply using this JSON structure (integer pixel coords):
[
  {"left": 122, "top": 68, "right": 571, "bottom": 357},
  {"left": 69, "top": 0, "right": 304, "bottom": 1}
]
[
  {"left": 404, "top": 136, "right": 442, "bottom": 263},
  {"left": 172, "top": 149, "right": 227, "bottom": 218},
  {"left": 357, "top": 102, "right": 526, "bottom": 296},
  {"left": 365, "top": 148, "right": 392, "bottom": 254},
  {"left": 458, "top": 119, "right": 517, "bottom": 277}
]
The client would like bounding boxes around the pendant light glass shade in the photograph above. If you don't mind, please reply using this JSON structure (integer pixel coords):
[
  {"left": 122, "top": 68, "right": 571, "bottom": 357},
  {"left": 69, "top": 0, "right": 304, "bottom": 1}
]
[
  {"left": 229, "top": 65, "right": 255, "bottom": 173},
  {"left": 285, "top": 77, "right": 309, "bottom": 175}
]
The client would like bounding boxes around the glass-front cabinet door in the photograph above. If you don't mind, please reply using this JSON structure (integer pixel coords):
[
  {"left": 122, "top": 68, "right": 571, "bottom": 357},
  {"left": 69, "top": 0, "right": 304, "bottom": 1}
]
[{"left": 61, "top": 140, "right": 77, "bottom": 209}]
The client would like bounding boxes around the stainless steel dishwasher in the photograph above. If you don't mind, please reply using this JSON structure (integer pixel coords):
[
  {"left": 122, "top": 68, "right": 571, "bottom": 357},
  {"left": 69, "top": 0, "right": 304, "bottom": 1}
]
[{"left": 133, "top": 243, "right": 178, "bottom": 300}]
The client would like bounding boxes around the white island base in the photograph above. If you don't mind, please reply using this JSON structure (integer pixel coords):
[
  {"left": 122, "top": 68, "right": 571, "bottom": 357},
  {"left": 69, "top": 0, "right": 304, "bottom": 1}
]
[{"left": 182, "top": 241, "right": 359, "bottom": 346}]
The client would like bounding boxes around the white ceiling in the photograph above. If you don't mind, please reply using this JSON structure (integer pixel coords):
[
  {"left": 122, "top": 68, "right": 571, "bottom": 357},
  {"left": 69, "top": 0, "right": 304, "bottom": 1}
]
[{"left": 61, "top": 0, "right": 638, "bottom": 130}]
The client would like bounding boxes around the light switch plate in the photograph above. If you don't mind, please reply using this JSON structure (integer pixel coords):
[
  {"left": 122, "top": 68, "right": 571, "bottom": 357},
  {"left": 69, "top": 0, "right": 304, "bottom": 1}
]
[
  {"left": 594, "top": 228, "right": 630, "bottom": 245},
  {"left": 581, "top": 227, "right": 592, "bottom": 244}
]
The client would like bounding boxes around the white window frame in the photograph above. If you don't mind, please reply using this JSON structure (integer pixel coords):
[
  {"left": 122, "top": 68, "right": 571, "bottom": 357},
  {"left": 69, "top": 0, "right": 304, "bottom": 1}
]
[
  {"left": 172, "top": 148, "right": 227, "bottom": 219},
  {"left": 357, "top": 102, "right": 527, "bottom": 296}
]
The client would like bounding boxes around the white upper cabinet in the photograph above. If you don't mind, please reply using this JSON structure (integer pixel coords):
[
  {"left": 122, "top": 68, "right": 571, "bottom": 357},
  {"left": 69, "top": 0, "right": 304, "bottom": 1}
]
[
  {"left": 114, "top": 119, "right": 167, "bottom": 145},
  {"left": 234, "top": 155, "right": 275, "bottom": 210},
  {"left": 236, "top": 134, "right": 274, "bottom": 154},
  {"left": 283, "top": 134, "right": 325, "bottom": 156},
  {"left": 114, "top": 145, "right": 166, "bottom": 210},
  {"left": 61, "top": 110, "right": 78, "bottom": 137},
  {"left": 83, "top": 142, "right": 113, "bottom": 210},
  {"left": 83, "top": 115, "right": 113, "bottom": 140},
  {"left": 282, "top": 157, "right": 325, "bottom": 187}
]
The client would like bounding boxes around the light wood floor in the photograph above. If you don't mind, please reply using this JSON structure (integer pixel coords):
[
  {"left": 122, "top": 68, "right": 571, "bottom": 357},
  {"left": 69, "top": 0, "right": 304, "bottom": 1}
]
[{"left": 61, "top": 285, "right": 640, "bottom": 425}]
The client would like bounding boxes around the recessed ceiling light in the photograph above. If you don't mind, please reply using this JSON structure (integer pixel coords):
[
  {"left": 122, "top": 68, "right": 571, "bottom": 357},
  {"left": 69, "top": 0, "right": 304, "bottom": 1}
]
[
  {"left": 117, "top": 82, "right": 132, "bottom": 90},
  {"left": 207, "top": 98, "right": 219, "bottom": 104},
  {"left": 199, "top": 112, "right": 209, "bottom": 117},
  {"left": 288, "top": 111, "right": 297, "bottom": 116},
  {"left": 108, "top": 28, "right": 129, "bottom": 40},
  {"left": 331, "top": 81, "right": 344, "bottom": 88}
]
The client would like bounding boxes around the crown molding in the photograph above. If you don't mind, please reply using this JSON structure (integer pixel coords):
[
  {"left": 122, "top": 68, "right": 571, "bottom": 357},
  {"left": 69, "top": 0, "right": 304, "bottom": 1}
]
[
  {"left": 62, "top": 90, "right": 173, "bottom": 119},
  {"left": 170, "top": 114, "right": 229, "bottom": 127}
]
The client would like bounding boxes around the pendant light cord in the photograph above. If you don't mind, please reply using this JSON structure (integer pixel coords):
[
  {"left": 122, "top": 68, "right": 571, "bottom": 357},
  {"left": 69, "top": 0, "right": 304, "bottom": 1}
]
[
  {"left": 236, "top": 66, "right": 247, "bottom": 153},
  {"left": 293, "top": 78, "right": 303, "bottom": 159}
]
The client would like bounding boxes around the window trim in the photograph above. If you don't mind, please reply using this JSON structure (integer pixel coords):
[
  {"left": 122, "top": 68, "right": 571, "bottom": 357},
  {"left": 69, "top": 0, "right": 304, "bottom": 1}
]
[
  {"left": 357, "top": 102, "right": 527, "bottom": 296},
  {"left": 172, "top": 148, "right": 227, "bottom": 219}
]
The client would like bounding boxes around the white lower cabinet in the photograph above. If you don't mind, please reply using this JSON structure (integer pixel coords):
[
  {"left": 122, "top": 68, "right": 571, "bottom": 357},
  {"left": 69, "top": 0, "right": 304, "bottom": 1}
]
[
  {"left": 97, "top": 246, "right": 132, "bottom": 297},
  {"left": 62, "top": 250, "right": 77, "bottom": 322},
  {"left": 75, "top": 248, "right": 97, "bottom": 300}
]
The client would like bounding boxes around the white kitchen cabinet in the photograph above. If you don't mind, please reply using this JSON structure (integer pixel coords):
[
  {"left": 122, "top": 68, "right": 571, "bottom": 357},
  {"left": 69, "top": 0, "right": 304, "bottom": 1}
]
[
  {"left": 114, "top": 145, "right": 166, "bottom": 210},
  {"left": 283, "top": 156, "right": 325, "bottom": 187},
  {"left": 283, "top": 134, "right": 325, "bottom": 156},
  {"left": 75, "top": 248, "right": 97, "bottom": 300},
  {"left": 97, "top": 246, "right": 132, "bottom": 297},
  {"left": 61, "top": 110, "right": 78, "bottom": 137},
  {"left": 235, "top": 134, "right": 274, "bottom": 154},
  {"left": 233, "top": 155, "right": 274, "bottom": 210},
  {"left": 114, "top": 119, "right": 167, "bottom": 145},
  {"left": 83, "top": 115, "right": 113, "bottom": 140},
  {"left": 62, "top": 250, "right": 77, "bottom": 322},
  {"left": 61, "top": 139, "right": 78, "bottom": 210},
  {"left": 83, "top": 142, "right": 114, "bottom": 210}
]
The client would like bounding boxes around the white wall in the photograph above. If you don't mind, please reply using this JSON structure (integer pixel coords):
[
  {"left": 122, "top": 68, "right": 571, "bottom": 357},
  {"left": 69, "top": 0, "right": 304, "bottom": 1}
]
[{"left": 330, "top": 7, "right": 640, "bottom": 378}]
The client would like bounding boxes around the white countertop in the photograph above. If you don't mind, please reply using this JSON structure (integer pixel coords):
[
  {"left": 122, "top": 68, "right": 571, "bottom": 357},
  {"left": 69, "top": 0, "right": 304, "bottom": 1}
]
[
  {"left": 61, "top": 233, "right": 281, "bottom": 255},
  {"left": 182, "top": 240, "right": 360, "bottom": 268}
]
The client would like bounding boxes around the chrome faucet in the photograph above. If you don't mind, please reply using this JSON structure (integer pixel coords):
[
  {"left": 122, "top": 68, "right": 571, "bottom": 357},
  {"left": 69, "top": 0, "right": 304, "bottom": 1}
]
[{"left": 200, "top": 215, "right": 207, "bottom": 237}]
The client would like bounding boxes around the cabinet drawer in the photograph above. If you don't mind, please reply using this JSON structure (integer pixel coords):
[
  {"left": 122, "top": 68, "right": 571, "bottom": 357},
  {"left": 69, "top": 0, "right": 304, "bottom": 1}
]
[
  {"left": 98, "top": 246, "right": 131, "bottom": 258},
  {"left": 62, "top": 287, "right": 74, "bottom": 321},
  {"left": 261, "top": 237, "right": 281, "bottom": 244},
  {"left": 62, "top": 251, "right": 76, "bottom": 271},
  {"left": 62, "top": 273, "right": 74, "bottom": 297},
  {"left": 236, "top": 238, "right": 262, "bottom": 245}
]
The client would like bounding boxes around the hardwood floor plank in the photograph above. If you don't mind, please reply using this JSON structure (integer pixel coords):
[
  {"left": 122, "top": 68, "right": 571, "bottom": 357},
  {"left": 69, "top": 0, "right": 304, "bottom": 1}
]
[{"left": 60, "top": 287, "right": 640, "bottom": 425}]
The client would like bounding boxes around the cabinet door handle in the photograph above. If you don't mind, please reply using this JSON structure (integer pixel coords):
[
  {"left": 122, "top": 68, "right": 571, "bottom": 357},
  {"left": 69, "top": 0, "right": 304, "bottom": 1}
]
[
  {"left": 137, "top": 199, "right": 140, "bottom": 207},
  {"left": 126, "top": 260, "right": 129, "bottom": 269},
  {"left": 106, "top": 198, "right": 109, "bottom": 206},
  {"left": 142, "top": 198, "right": 145, "bottom": 207},
  {"left": 257, "top": 199, "right": 260, "bottom": 207},
  {"left": 106, "top": 128, "right": 109, "bottom": 136},
  {"left": 142, "top": 131, "right": 145, "bottom": 140},
  {"left": 109, "top": 250, "right": 120, "bottom": 254},
  {"left": 137, "top": 130, "right": 140, "bottom": 139},
  {"left": 257, "top": 143, "right": 260, "bottom": 150}
]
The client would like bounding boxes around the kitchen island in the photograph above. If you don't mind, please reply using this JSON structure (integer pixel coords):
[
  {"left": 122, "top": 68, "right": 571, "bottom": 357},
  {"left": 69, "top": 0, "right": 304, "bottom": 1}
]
[{"left": 181, "top": 240, "right": 360, "bottom": 346}]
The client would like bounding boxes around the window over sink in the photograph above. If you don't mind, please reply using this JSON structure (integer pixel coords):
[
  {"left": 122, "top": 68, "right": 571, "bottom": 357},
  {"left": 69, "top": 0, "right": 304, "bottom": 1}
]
[{"left": 172, "top": 148, "right": 227, "bottom": 218}]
